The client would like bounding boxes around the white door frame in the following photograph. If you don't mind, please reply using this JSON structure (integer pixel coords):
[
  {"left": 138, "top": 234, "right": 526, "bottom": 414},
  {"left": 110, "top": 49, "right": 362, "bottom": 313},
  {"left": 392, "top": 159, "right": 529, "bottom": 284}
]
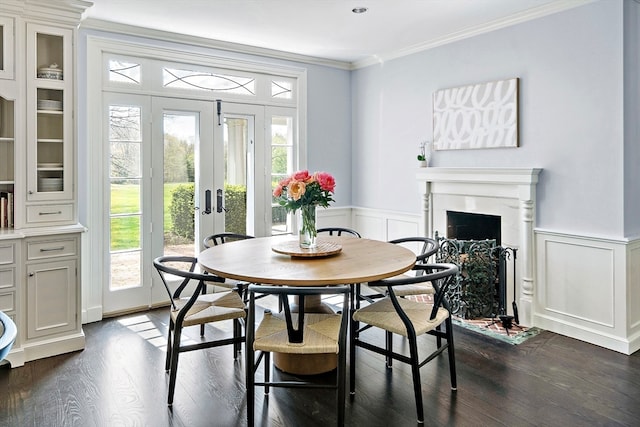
[{"left": 84, "top": 36, "right": 307, "bottom": 322}]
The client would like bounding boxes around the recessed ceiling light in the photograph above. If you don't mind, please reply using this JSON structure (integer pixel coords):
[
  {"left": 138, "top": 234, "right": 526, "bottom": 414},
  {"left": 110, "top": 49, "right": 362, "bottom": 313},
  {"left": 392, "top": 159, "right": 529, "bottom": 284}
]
[{"left": 352, "top": 7, "right": 368, "bottom": 14}]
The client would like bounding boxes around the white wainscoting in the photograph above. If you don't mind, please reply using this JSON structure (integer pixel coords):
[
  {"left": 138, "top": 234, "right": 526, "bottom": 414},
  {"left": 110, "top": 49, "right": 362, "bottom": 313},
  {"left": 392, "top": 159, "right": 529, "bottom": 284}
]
[
  {"left": 535, "top": 230, "right": 640, "bottom": 355},
  {"left": 316, "top": 206, "right": 354, "bottom": 230},
  {"left": 350, "top": 207, "right": 421, "bottom": 241},
  {"left": 332, "top": 206, "right": 640, "bottom": 355}
]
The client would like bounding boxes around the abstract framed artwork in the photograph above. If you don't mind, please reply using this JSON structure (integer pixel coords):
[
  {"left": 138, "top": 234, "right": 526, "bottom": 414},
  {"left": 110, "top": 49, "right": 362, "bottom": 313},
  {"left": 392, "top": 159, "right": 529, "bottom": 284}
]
[{"left": 433, "top": 78, "right": 519, "bottom": 150}]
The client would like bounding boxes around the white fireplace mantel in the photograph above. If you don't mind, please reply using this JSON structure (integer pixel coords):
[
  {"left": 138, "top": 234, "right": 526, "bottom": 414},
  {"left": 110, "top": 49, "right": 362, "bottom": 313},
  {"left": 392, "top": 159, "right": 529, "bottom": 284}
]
[{"left": 417, "top": 167, "right": 541, "bottom": 326}]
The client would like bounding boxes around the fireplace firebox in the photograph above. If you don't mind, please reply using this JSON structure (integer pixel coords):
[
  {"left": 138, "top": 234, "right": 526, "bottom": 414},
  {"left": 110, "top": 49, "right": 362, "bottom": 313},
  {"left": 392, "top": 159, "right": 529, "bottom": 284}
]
[{"left": 447, "top": 211, "right": 501, "bottom": 244}]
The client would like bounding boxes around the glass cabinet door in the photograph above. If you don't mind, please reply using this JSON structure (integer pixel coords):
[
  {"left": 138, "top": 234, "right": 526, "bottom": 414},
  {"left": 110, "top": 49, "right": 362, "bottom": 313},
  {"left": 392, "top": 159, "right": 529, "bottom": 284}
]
[
  {"left": 0, "top": 94, "right": 15, "bottom": 228},
  {"left": 26, "top": 24, "right": 73, "bottom": 201},
  {"left": 0, "top": 16, "right": 15, "bottom": 80}
]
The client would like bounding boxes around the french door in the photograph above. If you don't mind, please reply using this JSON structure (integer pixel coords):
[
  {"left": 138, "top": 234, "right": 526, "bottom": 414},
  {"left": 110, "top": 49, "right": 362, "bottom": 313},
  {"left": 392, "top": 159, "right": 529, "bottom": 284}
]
[
  {"left": 102, "top": 95, "right": 295, "bottom": 314},
  {"left": 103, "top": 94, "right": 217, "bottom": 313}
]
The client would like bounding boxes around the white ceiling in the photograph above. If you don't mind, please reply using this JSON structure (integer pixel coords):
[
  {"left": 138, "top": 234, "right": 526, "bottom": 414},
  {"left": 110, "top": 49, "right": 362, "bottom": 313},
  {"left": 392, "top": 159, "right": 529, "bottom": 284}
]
[{"left": 82, "top": 0, "right": 590, "bottom": 66}]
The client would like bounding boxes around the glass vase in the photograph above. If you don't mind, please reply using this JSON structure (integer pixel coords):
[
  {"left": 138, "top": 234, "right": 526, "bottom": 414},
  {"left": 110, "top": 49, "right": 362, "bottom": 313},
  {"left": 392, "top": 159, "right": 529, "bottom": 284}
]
[{"left": 298, "top": 204, "right": 317, "bottom": 249}]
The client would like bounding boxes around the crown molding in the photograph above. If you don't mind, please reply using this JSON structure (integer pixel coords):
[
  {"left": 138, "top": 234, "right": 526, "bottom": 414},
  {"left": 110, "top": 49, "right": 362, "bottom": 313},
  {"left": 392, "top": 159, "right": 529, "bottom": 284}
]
[
  {"left": 80, "top": 18, "right": 352, "bottom": 71},
  {"left": 352, "top": 0, "right": 596, "bottom": 69},
  {"left": 78, "top": 0, "right": 594, "bottom": 71},
  {"left": 0, "top": 0, "right": 93, "bottom": 24}
]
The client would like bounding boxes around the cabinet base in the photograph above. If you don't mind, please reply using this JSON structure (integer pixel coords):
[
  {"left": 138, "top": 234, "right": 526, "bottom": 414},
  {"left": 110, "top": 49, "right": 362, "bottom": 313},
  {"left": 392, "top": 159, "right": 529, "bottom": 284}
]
[{"left": 4, "top": 330, "right": 85, "bottom": 368}]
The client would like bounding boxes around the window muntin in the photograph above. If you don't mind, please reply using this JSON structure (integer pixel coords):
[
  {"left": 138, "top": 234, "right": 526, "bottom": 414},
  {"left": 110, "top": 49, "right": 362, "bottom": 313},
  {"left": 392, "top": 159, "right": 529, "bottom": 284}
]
[
  {"left": 271, "top": 80, "right": 293, "bottom": 99},
  {"left": 109, "top": 59, "right": 141, "bottom": 85},
  {"left": 163, "top": 67, "right": 256, "bottom": 95}
]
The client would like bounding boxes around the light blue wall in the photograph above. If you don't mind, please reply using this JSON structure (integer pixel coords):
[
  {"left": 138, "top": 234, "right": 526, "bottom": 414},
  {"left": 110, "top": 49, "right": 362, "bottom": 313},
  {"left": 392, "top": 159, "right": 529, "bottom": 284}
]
[
  {"left": 77, "top": 0, "right": 637, "bottom": 239},
  {"left": 75, "top": 29, "right": 353, "bottom": 229},
  {"left": 624, "top": 0, "right": 640, "bottom": 238},
  {"left": 305, "top": 66, "right": 352, "bottom": 206},
  {"left": 352, "top": 0, "right": 629, "bottom": 239}
]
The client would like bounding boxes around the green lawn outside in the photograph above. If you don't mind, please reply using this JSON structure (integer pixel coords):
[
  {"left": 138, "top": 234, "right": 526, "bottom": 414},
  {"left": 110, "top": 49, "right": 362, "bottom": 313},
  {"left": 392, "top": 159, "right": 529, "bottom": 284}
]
[{"left": 110, "top": 182, "right": 188, "bottom": 250}]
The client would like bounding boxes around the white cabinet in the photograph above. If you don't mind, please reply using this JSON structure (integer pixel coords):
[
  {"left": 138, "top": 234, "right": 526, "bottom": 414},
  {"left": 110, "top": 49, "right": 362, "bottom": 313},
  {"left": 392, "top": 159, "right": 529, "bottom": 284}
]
[
  {"left": 25, "top": 24, "right": 75, "bottom": 220},
  {"left": 0, "top": 1, "right": 90, "bottom": 368},
  {"left": 25, "top": 236, "right": 78, "bottom": 340}
]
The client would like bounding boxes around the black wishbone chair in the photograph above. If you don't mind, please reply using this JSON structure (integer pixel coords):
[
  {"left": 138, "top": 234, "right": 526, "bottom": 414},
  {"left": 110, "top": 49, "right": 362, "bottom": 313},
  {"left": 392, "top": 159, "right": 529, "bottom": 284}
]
[
  {"left": 365, "top": 236, "right": 439, "bottom": 302},
  {"left": 153, "top": 256, "right": 246, "bottom": 406},
  {"left": 350, "top": 263, "right": 459, "bottom": 425},
  {"left": 202, "top": 232, "right": 255, "bottom": 249},
  {"left": 316, "top": 227, "right": 362, "bottom": 238},
  {"left": 202, "top": 232, "right": 256, "bottom": 302},
  {"left": 246, "top": 284, "right": 350, "bottom": 427}
]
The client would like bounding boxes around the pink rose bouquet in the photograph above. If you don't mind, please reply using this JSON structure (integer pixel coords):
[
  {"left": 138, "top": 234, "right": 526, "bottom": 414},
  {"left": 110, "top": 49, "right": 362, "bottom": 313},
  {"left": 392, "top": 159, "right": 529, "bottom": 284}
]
[{"left": 273, "top": 170, "right": 336, "bottom": 212}]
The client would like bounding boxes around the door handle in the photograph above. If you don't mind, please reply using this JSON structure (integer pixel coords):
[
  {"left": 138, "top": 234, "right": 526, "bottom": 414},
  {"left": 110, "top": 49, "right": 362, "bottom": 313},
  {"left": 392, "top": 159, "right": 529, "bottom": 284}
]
[
  {"left": 202, "top": 189, "right": 212, "bottom": 215},
  {"left": 217, "top": 189, "right": 227, "bottom": 213}
]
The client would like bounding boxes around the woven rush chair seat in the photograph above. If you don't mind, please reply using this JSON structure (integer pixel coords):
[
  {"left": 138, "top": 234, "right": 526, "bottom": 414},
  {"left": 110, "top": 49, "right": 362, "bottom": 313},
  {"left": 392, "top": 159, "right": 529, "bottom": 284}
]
[
  {"left": 352, "top": 297, "right": 448, "bottom": 337},
  {"left": 171, "top": 291, "right": 245, "bottom": 327},
  {"left": 255, "top": 312, "right": 342, "bottom": 354}
]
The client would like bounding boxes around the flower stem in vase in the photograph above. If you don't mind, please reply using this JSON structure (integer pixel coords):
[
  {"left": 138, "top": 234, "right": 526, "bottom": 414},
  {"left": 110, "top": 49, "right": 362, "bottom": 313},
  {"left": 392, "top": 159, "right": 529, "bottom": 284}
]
[{"left": 299, "top": 204, "right": 317, "bottom": 249}]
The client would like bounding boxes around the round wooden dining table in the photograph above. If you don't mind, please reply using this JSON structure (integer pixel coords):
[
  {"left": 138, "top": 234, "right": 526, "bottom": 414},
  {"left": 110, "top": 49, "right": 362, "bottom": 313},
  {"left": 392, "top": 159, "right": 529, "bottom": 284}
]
[{"left": 198, "top": 234, "right": 416, "bottom": 374}]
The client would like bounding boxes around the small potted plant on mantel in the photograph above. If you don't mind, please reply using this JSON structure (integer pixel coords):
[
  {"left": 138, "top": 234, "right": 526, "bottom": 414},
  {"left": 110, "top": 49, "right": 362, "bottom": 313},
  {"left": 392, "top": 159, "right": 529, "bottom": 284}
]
[{"left": 417, "top": 140, "right": 431, "bottom": 167}]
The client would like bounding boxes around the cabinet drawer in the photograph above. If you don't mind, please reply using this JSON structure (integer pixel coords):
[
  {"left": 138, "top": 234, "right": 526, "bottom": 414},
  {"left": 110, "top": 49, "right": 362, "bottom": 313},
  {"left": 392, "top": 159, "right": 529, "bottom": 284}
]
[
  {"left": 26, "top": 204, "right": 74, "bottom": 224},
  {"left": 0, "top": 243, "right": 15, "bottom": 264},
  {"left": 27, "top": 238, "right": 77, "bottom": 260},
  {"left": 0, "top": 268, "right": 15, "bottom": 289},
  {"left": 0, "top": 291, "right": 15, "bottom": 312}
]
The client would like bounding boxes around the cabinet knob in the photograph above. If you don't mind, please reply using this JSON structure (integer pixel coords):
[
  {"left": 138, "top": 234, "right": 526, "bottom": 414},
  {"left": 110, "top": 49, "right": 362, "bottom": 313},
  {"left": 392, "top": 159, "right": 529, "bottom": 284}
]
[
  {"left": 29, "top": 273, "right": 34, "bottom": 277},
  {"left": 28, "top": 190, "right": 34, "bottom": 194}
]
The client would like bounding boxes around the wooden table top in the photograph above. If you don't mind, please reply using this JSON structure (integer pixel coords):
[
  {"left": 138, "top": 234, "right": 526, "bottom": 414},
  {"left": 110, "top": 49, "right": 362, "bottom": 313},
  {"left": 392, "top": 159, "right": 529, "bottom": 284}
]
[{"left": 198, "top": 235, "right": 416, "bottom": 286}]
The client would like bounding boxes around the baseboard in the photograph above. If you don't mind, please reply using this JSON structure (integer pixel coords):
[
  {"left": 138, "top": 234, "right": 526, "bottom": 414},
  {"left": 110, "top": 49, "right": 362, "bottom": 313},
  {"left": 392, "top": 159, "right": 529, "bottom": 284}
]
[
  {"left": 20, "top": 332, "right": 86, "bottom": 364},
  {"left": 534, "top": 313, "right": 637, "bottom": 355},
  {"left": 82, "top": 305, "right": 103, "bottom": 324}
]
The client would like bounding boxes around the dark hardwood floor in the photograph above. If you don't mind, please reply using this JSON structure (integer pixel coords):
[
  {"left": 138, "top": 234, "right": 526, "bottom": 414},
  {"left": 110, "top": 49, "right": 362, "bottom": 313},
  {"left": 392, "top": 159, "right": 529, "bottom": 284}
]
[{"left": 2, "top": 300, "right": 640, "bottom": 427}]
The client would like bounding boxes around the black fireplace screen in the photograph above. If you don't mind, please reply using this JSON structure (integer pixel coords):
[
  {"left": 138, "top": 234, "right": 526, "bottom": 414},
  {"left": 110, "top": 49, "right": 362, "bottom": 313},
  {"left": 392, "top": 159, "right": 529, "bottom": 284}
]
[{"left": 435, "top": 233, "right": 516, "bottom": 320}]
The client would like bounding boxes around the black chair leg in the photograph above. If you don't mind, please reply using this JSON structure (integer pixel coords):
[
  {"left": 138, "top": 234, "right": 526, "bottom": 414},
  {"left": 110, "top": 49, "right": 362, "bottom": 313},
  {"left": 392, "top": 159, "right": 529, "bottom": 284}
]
[
  {"left": 408, "top": 334, "right": 424, "bottom": 424},
  {"left": 246, "top": 303, "right": 255, "bottom": 427},
  {"left": 233, "top": 318, "right": 241, "bottom": 358},
  {"left": 246, "top": 349, "right": 255, "bottom": 426},
  {"left": 337, "top": 340, "right": 346, "bottom": 426},
  {"left": 349, "top": 312, "right": 358, "bottom": 398},
  {"left": 165, "top": 322, "right": 174, "bottom": 372},
  {"left": 167, "top": 326, "right": 182, "bottom": 406},
  {"left": 264, "top": 352, "right": 271, "bottom": 395},
  {"left": 385, "top": 331, "right": 393, "bottom": 368},
  {"left": 446, "top": 316, "right": 457, "bottom": 390}
]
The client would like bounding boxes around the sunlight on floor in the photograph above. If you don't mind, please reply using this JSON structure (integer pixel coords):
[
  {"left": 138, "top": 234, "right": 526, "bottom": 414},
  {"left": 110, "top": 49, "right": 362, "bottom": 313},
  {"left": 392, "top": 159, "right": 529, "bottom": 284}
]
[{"left": 118, "top": 315, "right": 168, "bottom": 349}]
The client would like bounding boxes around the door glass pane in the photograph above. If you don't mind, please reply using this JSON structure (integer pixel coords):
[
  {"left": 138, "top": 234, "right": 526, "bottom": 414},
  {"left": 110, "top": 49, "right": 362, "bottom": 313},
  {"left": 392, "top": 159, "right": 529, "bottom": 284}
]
[
  {"left": 163, "top": 112, "right": 196, "bottom": 257},
  {"left": 270, "top": 116, "right": 293, "bottom": 235},
  {"left": 224, "top": 117, "right": 248, "bottom": 235},
  {"left": 109, "top": 105, "right": 142, "bottom": 290}
]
